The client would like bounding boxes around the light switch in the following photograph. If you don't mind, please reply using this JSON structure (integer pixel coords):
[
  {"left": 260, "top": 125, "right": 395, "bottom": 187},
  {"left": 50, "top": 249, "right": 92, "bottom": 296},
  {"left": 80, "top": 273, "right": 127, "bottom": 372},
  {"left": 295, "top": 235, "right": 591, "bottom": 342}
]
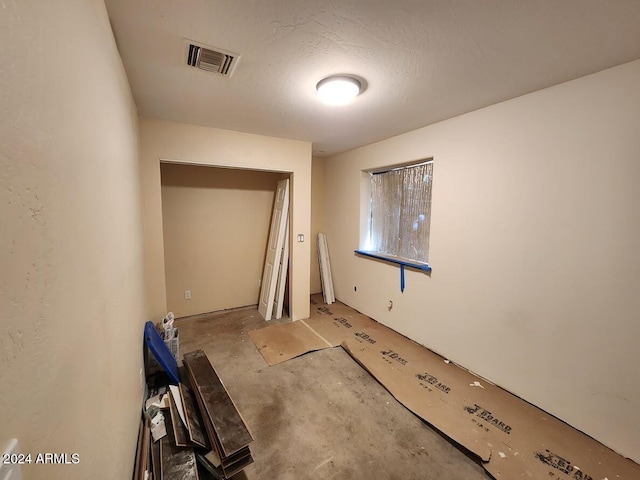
[{"left": 297, "top": 234, "right": 304, "bottom": 243}]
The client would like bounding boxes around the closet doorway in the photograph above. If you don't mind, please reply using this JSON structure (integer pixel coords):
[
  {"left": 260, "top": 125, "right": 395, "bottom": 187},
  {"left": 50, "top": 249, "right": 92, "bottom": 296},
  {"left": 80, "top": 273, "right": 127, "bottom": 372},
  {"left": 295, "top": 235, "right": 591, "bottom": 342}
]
[{"left": 160, "top": 162, "right": 289, "bottom": 318}]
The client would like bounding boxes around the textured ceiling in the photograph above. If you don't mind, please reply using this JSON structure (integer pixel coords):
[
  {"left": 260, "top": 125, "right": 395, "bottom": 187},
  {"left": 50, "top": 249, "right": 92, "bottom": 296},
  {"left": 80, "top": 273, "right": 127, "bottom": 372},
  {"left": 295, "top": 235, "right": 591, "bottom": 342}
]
[{"left": 104, "top": 0, "right": 640, "bottom": 157}]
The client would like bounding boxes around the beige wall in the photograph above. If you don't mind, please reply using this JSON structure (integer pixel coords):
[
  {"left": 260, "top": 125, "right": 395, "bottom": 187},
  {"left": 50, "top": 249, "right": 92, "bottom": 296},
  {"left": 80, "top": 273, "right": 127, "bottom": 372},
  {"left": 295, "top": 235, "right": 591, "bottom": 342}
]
[
  {"left": 160, "top": 163, "right": 285, "bottom": 317},
  {"left": 310, "top": 157, "right": 326, "bottom": 294},
  {"left": 0, "top": 1, "right": 147, "bottom": 479},
  {"left": 324, "top": 60, "right": 640, "bottom": 462},
  {"left": 140, "top": 118, "right": 312, "bottom": 322}
]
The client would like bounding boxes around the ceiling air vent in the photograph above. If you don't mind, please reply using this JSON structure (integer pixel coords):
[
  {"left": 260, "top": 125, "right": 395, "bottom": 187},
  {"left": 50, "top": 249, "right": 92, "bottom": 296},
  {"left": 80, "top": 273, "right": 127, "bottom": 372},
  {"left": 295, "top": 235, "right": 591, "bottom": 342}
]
[{"left": 186, "top": 43, "right": 238, "bottom": 77}]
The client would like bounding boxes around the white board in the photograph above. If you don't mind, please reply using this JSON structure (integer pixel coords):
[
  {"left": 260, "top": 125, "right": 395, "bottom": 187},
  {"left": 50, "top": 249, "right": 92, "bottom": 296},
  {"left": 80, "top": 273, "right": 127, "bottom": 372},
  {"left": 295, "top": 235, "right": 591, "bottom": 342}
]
[
  {"left": 273, "top": 218, "right": 289, "bottom": 319},
  {"left": 258, "top": 179, "right": 290, "bottom": 320},
  {"left": 318, "top": 233, "right": 335, "bottom": 304}
]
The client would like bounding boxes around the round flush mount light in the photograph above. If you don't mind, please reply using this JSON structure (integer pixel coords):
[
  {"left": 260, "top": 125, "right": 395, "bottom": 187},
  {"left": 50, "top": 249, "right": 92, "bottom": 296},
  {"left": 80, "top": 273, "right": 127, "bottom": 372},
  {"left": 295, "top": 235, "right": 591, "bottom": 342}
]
[{"left": 316, "top": 75, "right": 362, "bottom": 106}]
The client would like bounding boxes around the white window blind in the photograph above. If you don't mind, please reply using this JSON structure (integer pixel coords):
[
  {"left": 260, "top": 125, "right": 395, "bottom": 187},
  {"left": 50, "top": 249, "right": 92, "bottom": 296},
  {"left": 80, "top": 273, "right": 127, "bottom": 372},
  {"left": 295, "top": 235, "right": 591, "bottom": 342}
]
[{"left": 369, "top": 162, "right": 433, "bottom": 263}]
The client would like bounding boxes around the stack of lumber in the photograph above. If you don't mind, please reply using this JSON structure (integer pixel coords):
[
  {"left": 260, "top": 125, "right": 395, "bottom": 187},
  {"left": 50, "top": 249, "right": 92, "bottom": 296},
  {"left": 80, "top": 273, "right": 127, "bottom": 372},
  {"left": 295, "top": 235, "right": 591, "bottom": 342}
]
[
  {"left": 183, "top": 350, "right": 254, "bottom": 479},
  {"left": 133, "top": 349, "right": 254, "bottom": 480}
]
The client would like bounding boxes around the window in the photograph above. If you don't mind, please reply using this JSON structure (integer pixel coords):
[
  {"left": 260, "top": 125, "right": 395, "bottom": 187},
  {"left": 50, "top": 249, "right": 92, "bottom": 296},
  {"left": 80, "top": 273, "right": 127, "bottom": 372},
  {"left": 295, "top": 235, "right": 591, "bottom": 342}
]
[{"left": 367, "top": 161, "right": 433, "bottom": 264}]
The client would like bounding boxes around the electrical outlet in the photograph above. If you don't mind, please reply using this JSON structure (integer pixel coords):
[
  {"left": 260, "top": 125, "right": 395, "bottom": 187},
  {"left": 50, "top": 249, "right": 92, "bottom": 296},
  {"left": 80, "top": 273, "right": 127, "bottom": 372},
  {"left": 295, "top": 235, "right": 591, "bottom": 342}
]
[
  {"left": 0, "top": 439, "right": 22, "bottom": 480},
  {"left": 184, "top": 290, "right": 191, "bottom": 300}
]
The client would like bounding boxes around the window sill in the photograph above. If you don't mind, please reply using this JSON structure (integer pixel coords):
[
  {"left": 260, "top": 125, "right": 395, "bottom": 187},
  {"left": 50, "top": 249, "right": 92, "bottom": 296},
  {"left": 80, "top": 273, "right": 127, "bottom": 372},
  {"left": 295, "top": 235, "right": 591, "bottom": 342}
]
[
  {"left": 354, "top": 250, "right": 432, "bottom": 272},
  {"left": 354, "top": 250, "right": 431, "bottom": 292}
]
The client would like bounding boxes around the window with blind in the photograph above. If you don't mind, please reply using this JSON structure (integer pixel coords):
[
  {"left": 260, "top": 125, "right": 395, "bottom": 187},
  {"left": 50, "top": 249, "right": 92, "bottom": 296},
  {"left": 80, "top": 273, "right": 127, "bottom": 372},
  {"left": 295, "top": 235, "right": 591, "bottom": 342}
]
[{"left": 367, "top": 161, "right": 433, "bottom": 264}]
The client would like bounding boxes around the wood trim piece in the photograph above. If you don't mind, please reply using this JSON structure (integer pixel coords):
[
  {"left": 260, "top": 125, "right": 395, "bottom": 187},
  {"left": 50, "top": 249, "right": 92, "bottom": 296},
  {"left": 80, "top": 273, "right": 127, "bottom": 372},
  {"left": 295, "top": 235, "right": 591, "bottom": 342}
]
[
  {"left": 168, "top": 389, "right": 192, "bottom": 447},
  {"left": 318, "top": 233, "right": 335, "bottom": 304},
  {"left": 274, "top": 217, "right": 289, "bottom": 319}
]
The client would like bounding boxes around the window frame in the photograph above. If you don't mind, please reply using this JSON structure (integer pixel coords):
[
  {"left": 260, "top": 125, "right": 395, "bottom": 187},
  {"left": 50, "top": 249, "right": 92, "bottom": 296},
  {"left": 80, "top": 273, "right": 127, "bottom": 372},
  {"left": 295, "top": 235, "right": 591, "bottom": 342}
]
[{"left": 357, "top": 159, "right": 433, "bottom": 275}]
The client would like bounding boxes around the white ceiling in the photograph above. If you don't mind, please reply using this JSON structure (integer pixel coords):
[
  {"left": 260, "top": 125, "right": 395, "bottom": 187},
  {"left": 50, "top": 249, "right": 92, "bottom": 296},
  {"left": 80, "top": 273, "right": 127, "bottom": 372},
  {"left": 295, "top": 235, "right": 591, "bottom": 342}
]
[{"left": 104, "top": 0, "right": 640, "bottom": 157}]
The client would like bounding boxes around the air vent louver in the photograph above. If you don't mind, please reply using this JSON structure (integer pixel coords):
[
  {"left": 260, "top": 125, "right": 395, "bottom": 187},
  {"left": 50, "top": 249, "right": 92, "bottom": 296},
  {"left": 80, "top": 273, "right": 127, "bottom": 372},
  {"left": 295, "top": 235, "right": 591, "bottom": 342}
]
[{"left": 186, "top": 43, "right": 237, "bottom": 77}]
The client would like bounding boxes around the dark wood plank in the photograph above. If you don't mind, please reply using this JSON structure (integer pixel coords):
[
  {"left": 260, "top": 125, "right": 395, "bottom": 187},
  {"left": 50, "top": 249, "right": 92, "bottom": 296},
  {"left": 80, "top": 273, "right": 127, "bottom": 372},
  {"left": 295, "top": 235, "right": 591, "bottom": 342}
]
[
  {"left": 133, "top": 417, "right": 145, "bottom": 480},
  {"left": 184, "top": 365, "right": 224, "bottom": 460},
  {"left": 180, "top": 382, "right": 210, "bottom": 449},
  {"left": 195, "top": 378, "right": 252, "bottom": 456},
  {"left": 195, "top": 452, "right": 224, "bottom": 480},
  {"left": 209, "top": 445, "right": 251, "bottom": 469},
  {"left": 183, "top": 350, "right": 254, "bottom": 457},
  {"left": 195, "top": 449, "right": 253, "bottom": 480},
  {"left": 182, "top": 366, "right": 250, "bottom": 470},
  {"left": 151, "top": 436, "right": 161, "bottom": 480},
  {"left": 134, "top": 416, "right": 152, "bottom": 480},
  {"left": 160, "top": 422, "right": 199, "bottom": 480},
  {"left": 168, "top": 388, "right": 192, "bottom": 447},
  {"left": 221, "top": 453, "right": 254, "bottom": 479}
]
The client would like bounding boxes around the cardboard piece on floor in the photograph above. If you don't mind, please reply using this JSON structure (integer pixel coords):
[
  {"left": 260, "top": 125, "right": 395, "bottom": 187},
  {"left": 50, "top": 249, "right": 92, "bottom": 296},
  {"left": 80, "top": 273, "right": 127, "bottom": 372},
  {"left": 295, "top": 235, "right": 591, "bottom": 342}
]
[
  {"left": 305, "top": 306, "right": 378, "bottom": 346},
  {"left": 341, "top": 339, "right": 492, "bottom": 461},
  {"left": 249, "top": 295, "right": 450, "bottom": 366},
  {"left": 248, "top": 320, "right": 332, "bottom": 366},
  {"left": 251, "top": 295, "right": 640, "bottom": 480},
  {"left": 342, "top": 339, "right": 640, "bottom": 480}
]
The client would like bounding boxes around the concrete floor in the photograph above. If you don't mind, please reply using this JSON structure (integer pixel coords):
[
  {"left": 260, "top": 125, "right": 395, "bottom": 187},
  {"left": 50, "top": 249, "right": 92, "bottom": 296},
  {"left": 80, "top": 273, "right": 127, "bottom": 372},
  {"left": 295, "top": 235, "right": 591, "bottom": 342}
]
[{"left": 177, "top": 305, "right": 490, "bottom": 480}]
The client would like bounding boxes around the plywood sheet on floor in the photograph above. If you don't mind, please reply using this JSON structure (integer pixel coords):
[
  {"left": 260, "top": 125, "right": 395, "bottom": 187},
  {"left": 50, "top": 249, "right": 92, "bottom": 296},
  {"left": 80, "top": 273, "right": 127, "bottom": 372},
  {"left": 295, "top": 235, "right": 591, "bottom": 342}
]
[
  {"left": 248, "top": 319, "right": 332, "bottom": 365},
  {"left": 250, "top": 295, "right": 640, "bottom": 480}
]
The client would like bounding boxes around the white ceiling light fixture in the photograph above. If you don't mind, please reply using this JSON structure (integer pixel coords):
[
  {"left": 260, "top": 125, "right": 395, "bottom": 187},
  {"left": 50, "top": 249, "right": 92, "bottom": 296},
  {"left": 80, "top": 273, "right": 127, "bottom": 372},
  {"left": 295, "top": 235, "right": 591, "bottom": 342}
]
[{"left": 316, "top": 75, "right": 362, "bottom": 106}]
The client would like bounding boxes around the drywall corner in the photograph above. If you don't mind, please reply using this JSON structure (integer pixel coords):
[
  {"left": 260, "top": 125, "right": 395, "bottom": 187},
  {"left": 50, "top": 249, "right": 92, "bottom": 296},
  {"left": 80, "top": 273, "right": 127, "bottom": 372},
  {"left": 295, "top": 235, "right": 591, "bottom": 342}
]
[{"left": 311, "top": 157, "right": 326, "bottom": 294}]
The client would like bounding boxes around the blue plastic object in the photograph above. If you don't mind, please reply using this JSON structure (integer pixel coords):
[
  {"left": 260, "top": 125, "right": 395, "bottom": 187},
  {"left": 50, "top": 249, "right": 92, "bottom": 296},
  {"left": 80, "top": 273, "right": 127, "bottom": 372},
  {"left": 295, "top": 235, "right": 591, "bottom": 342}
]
[{"left": 144, "top": 321, "right": 179, "bottom": 384}]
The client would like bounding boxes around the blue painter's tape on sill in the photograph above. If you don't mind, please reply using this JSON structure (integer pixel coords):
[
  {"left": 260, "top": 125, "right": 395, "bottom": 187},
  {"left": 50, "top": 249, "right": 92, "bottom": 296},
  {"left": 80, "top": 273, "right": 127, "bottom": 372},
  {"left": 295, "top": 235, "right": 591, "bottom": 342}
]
[
  {"left": 354, "top": 250, "right": 432, "bottom": 272},
  {"left": 354, "top": 250, "right": 431, "bottom": 293}
]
